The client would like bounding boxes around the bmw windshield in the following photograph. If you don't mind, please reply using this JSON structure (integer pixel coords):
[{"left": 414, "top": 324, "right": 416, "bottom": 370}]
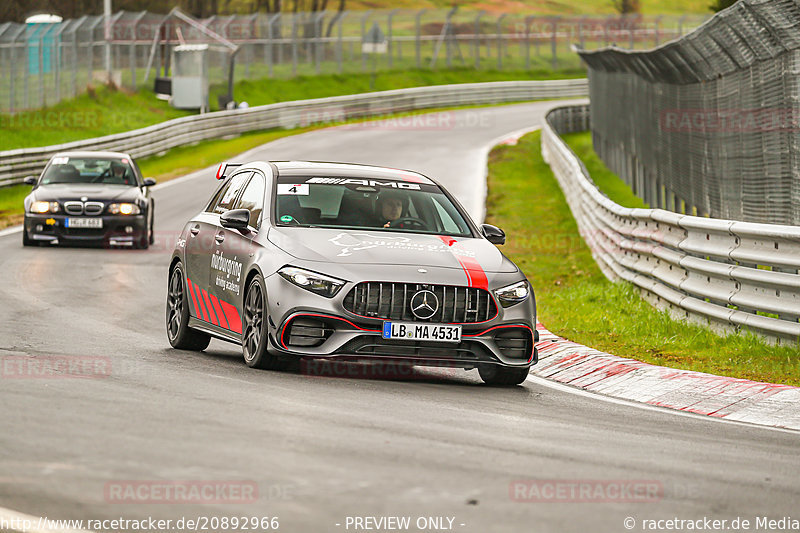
[
  {"left": 274, "top": 176, "right": 474, "bottom": 237},
  {"left": 40, "top": 156, "right": 139, "bottom": 186}
]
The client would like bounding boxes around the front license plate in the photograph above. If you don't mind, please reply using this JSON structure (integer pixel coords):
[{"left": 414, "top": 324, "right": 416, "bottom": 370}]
[
  {"left": 382, "top": 322, "right": 462, "bottom": 343},
  {"left": 65, "top": 218, "right": 103, "bottom": 229}
]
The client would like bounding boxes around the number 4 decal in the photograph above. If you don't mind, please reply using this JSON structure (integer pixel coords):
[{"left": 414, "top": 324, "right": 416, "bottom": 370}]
[{"left": 277, "top": 184, "right": 309, "bottom": 195}]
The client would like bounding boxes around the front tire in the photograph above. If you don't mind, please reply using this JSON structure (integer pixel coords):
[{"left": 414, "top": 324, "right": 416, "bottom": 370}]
[
  {"left": 242, "top": 274, "right": 286, "bottom": 370},
  {"left": 166, "top": 263, "right": 211, "bottom": 351},
  {"left": 478, "top": 365, "right": 529, "bottom": 386},
  {"left": 148, "top": 204, "right": 155, "bottom": 245},
  {"left": 22, "top": 228, "right": 34, "bottom": 247}
]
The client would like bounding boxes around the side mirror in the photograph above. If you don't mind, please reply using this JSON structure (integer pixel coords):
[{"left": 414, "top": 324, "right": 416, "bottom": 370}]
[
  {"left": 143, "top": 178, "right": 157, "bottom": 187},
  {"left": 23, "top": 176, "right": 37, "bottom": 186},
  {"left": 220, "top": 208, "right": 250, "bottom": 231},
  {"left": 481, "top": 224, "right": 506, "bottom": 245}
]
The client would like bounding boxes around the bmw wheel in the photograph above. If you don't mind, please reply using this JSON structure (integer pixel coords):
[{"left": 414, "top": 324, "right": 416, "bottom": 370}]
[
  {"left": 166, "top": 262, "right": 211, "bottom": 351},
  {"left": 243, "top": 274, "right": 285, "bottom": 370},
  {"left": 478, "top": 364, "right": 529, "bottom": 386},
  {"left": 148, "top": 204, "right": 155, "bottom": 245}
]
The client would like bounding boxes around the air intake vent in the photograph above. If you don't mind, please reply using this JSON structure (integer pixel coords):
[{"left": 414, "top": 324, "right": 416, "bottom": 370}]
[
  {"left": 286, "top": 317, "right": 334, "bottom": 347},
  {"left": 343, "top": 282, "right": 497, "bottom": 324},
  {"left": 494, "top": 328, "right": 532, "bottom": 359}
]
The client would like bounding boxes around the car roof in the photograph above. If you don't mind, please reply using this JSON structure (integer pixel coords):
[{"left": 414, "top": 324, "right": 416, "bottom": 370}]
[
  {"left": 270, "top": 161, "right": 435, "bottom": 185},
  {"left": 51, "top": 151, "right": 133, "bottom": 160}
]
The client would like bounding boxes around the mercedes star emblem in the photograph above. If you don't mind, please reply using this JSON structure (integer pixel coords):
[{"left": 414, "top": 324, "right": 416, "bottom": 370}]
[{"left": 410, "top": 290, "right": 439, "bottom": 320}]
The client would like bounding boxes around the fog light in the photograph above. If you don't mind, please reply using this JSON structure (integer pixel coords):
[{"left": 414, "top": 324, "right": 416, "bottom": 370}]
[
  {"left": 125, "top": 226, "right": 133, "bottom": 234},
  {"left": 36, "top": 225, "right": 43, "bottom": 231}
]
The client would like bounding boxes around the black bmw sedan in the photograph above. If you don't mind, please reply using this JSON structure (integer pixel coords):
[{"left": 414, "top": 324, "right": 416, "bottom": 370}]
[{"left": 22, "top": 151, "right": 156, "bottom": 249}]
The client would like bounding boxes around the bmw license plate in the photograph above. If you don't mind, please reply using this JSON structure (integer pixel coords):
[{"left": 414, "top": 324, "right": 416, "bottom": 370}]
[
  {"left": 382, "top": 322, "right": 462, "bottom": 343},
  {"left": 65, "top": 218, "right": 102, "bottom": 229}
]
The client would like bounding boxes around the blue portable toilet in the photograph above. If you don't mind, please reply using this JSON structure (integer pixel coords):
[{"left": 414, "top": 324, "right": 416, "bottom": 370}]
[{"left": 26, "top": 14, "right": 62, "bottom": 75}]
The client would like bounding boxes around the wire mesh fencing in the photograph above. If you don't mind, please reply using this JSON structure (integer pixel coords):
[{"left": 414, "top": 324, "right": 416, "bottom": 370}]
[
  {"left": 0, "top": 9, "right": 707, "bottom": 113},
  {"left": 579, "top": 0, "right": 800, "bottom": 226}
]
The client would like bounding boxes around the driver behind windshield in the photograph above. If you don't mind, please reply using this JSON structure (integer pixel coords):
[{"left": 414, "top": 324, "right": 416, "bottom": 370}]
[{"left": 372, "top": 190, "right": 418, "bottom": 229}]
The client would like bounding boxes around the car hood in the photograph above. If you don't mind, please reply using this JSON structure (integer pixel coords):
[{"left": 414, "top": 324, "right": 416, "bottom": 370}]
[
  {"left": 268, "top": 227, "right": 519, "bottom": 273},
  {"left": 32, "top": 184, "right": 141, "bottom": 203}
]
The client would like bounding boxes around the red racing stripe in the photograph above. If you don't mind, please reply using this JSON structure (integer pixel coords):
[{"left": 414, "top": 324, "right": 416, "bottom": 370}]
[
  {"left": 220, "top": 300, "right": 243, "bottom": 334},
  {"left": 437, "top": 236, "right": 489, "bottom": 290},
  {"left": 209, "top": 294, "right": 229, "bottom": 330},
  {"left": 186, "top": 278, "right": 201, "bottom": 318},
  {"left": 194, "top": 284, "right": 209, "bottom": 322},
  {"left": 201, "top": 289, "right": 218, "bottom": 326}
]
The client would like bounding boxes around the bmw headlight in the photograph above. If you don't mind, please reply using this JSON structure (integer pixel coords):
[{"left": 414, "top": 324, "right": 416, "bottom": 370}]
[
  {"left": 30, "top": 201, "right": 59, "bottom": 214},
  {"left": 494, "top": 280, "right": 529, "bottom": 308},
  {"left": 278, "top": 266, "right": 345, "bottom": 298},
  {"left": 108, "top": 203, "right": 141, "bottom": 215}
]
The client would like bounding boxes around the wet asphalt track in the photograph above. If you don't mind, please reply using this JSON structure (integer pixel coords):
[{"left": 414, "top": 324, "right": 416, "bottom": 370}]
[{"left": 0, "top": 101, "right": 798, "bottom": 533}]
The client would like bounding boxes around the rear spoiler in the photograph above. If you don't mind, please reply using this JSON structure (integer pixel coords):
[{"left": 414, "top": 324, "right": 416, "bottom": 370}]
[{"left": 215, "top": 162, "right": 243, "bottom": 180}]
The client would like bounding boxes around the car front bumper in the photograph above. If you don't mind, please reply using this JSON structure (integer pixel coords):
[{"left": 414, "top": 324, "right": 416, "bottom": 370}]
[
  {"left": 263, "top": 272, "right": 538, "bottom": 370},
  {"left": 24, "top": 213, "right": 147, "bottom": 246}
]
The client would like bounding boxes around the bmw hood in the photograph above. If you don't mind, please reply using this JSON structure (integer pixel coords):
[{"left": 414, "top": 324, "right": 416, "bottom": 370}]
[
  {"left": 268, "top": 227, "right": 519, "bottom": 273},
  {"left": 32, "top": 184, "right": 141, "bottom": 203}
]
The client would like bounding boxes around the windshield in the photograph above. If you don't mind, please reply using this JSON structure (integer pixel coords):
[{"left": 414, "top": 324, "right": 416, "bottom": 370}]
[
  {"left": 274, "top": 176, "right": 473, "bottom": 237},
  {"left": 40, "top": 156, "right": 138, "bottom": 186}
]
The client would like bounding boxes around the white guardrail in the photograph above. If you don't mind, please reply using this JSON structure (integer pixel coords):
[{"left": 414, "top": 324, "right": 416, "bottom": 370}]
[
  {"left": 543, "top": 104, "right": 800, "bottom": 343},
  {"left": 0, "top": 79, "right": 589, "bottom": 188}
]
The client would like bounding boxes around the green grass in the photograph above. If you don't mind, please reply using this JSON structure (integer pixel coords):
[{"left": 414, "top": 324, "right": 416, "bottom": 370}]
[
  {"left": 485, "top": 130, "right": 800, "bottom": 386},
  {"left": 560, "top": 131, "right": 648, "bottom": 209},
  {"left": 1, "top": 68, "right": 584, "bottom": 153},
  {"left": 216, "top": 67, "right": 586, "bottom": 107},
  {"left": 1, "top": 87, "right": 193, "bottom": 152}
]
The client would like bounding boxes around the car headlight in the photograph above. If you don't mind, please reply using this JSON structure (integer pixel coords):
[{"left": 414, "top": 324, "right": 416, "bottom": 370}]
[
  {"left": 278, "top": 266, "right": 345, "bottom": 298},
  {"left": 494, "top": 280, "right": 529, "bottom": 308},
  {"left": 29, "top": 201, "right": 59, "bottom": 214},
  {"left": 108, "top": 203, "right": 140, "bottom": 215}
]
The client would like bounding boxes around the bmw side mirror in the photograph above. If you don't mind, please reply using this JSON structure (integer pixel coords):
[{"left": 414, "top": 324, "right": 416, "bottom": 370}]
[
  {"left": 143, "top": 177, "right": 157, "bottom": 187},
  {"left": 23, "top": 176, "right": 37, "bottom": 186},
  {"left": 481, "top": 224, "right": 506, "bottom": 245},
  {"left": 220, "top": 209, "right": 250, "bottom": 231}
]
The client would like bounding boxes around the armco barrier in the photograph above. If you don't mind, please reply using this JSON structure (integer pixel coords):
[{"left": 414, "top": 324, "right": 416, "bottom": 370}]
[
  {"left": 0, "top": 79, "right": 587, "bottom": 188},
  {"left": 542, "top": 104, "right": 800, "bottom": 343}
]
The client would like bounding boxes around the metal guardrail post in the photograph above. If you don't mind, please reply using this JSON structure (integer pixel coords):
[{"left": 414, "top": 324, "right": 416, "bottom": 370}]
[
  {"left": 496, "top": 14, "right": 506, "bottom": 70},
  {"left": 360, "top": 10, "right": 372, "bottom": 72},
  {"left": 387, "top": 9, "right": 399, "bottom": 69},
  {"left": 415, "top": 9, "right": 426, "bottom": 70},
  {"left": 474, "top": 11, "right": 485, "bottom": 70}
]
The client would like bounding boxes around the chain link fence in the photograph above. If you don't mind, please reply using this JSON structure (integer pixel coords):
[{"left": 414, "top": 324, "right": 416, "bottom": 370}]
[
  {"left": 0, "top": 9, "right": 707, "bottom": 113},
  {"left": 580, "top": 0, "right": 800, "bottom": 226}
]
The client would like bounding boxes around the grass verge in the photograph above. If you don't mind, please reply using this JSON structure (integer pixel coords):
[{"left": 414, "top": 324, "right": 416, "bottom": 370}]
[
  {"left": 485, "top": 130, "right": 800, "bottom": 386},
  {"left": 1, "top": 68, "right": 584, "bottom": 152},
  {"left": 560, "top": 131, "right": 648, "bottom": 209}
]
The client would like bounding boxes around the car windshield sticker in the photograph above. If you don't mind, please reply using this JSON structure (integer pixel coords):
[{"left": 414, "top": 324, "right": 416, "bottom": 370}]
[
  {"left": 51, "top": 157, "right": 69, "bottom": 165},
  {"left": 280, "top": 215, "right": 294, "bottom": 223},
  {"left": 278, "top": 184, "right": 310, "bottom": 195},
  {"left": 306, "top": 177, "right": 421, "bottom": 190},
  {"left": 329, "top": 232, "right": 477, "bottom": 258}
]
